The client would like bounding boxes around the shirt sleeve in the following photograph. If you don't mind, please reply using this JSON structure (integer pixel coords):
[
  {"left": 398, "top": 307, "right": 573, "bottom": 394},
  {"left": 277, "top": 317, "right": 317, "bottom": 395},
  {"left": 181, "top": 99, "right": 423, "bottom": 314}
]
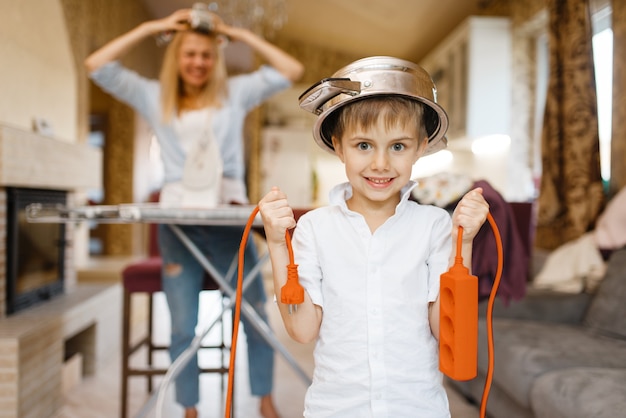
[
  {"left": 88, "top": 61, "right": 159, "bottom": 119},
  {"left": 229, "top": 65, "right": 291, "bottom": 111},
  {"left": 292, "top": 214, "right": 324, "bottom": 308},
  {"left": 427, "top": 209, "right": 453, "bottom": 302}
]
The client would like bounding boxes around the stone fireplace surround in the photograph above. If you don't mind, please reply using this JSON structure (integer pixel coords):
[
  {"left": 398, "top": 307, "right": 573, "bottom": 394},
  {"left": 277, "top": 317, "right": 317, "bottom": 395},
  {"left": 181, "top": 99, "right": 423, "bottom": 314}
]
[{"left": 0, "top": 124, "right": 119, "bottom": 418}]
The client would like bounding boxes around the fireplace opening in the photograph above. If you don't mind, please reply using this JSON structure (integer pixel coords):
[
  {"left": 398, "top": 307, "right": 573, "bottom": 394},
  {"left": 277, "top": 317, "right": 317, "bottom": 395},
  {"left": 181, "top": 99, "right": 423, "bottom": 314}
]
[{"left": 6, "top": 187, "right": 67, "bottom": 315}]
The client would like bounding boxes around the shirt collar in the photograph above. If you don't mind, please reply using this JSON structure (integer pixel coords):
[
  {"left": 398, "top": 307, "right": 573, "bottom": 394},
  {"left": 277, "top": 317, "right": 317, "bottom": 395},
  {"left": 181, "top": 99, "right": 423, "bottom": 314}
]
[{"left": 329, "top": 181, "right": 418, "bottom": 213}]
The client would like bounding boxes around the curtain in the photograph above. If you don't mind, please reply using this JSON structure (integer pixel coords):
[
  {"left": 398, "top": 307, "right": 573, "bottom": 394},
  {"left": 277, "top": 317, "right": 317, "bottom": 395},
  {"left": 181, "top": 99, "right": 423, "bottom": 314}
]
[
  {"left": 611, "top": 0, "right": 626, "bottom": 195},
  {"left": 535, "top": 0, "right": 605, "bottom": 250}
]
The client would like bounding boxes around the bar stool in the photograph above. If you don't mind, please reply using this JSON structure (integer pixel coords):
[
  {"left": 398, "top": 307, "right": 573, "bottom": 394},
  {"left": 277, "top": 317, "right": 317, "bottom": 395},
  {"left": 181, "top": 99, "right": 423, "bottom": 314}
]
[{"left": 120, "top": 220, "right": 231, "bottom": 418}]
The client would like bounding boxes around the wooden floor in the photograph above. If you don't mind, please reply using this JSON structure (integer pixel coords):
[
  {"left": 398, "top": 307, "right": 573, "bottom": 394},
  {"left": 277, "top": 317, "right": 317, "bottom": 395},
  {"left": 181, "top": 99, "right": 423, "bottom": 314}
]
[{"left": 56, "top": 281, "right": 480, "bottom": 418}]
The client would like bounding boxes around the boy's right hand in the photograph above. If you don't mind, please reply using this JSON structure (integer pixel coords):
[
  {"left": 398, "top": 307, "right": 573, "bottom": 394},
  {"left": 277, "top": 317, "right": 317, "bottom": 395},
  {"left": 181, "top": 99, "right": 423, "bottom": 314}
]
[{"left": 258, "top": 187, "right": 296, "bottom": 244}]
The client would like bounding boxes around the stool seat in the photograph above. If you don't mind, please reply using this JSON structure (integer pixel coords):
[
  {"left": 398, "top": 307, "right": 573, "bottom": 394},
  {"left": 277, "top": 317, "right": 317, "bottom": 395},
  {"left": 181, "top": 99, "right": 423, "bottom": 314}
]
[
  {"left": 122, "top": 257, "right": 163, "bottom": 293},
  {"left": 122, "top": 256, "right": 222, "bottom": 293}
]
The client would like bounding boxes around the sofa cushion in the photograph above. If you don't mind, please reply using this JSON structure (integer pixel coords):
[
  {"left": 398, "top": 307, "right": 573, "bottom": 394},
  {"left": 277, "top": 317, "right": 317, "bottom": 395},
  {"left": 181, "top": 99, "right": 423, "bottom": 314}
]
[
  {"left": 478, "top": 319, "right": 626, "bottom": 409},
  {"left": 530, "top": 367, "right": 626, "bottom": 418},
  {"left": 481, "top": 288, "right": 592, "bottom": 325},
  {"left": 584, "top": 247, "right": 626, "bottom": 339}
]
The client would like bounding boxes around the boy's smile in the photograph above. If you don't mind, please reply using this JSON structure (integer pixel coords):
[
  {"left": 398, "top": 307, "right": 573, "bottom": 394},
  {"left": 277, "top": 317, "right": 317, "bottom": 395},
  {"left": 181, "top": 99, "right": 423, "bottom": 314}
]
[{"left": 333, "top": 120, "right": 427, "bottom": 214}]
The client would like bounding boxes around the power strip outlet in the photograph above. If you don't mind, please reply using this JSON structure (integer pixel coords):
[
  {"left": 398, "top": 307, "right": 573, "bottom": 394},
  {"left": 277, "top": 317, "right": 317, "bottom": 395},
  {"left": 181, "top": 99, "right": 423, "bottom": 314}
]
[{"left": 439, "top": 263, "right": 478, "bottom": 381}]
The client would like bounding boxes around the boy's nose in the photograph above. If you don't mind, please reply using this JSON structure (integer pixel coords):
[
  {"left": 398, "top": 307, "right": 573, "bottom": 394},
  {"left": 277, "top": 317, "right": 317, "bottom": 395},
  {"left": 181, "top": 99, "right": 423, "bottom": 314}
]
[{"left": 371, "top": 150, "right": 390, "bottom": 171}]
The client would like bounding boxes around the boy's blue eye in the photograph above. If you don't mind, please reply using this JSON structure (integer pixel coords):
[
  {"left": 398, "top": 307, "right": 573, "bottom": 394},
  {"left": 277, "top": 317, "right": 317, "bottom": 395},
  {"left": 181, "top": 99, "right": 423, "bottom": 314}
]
[
  {"left": 392, "top": 143, "right": 405, "bottom": 151},
  {"left": 357, "top": 142, "right": 371, "bottom": 150}
]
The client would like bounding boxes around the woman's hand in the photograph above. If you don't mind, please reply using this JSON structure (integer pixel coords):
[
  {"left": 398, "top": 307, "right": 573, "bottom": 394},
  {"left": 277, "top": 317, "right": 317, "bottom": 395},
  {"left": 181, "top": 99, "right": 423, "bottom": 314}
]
[
  {"left": 451, "top": 187, "right": 489, "bottom": 242},
  {"left": 208, "top": 12, "right": 245, "bottom": 40},
  {"left": 206, "top": 12, "right": 304, "bottom": 82},
  {"left": 146, "top": 8, "right": 192, "bottom": 35},
  {"left": 258, "top": 187, "right": 296, "bottom": 245},
  {"left": 85, "top": 8, "right": 192, "bottom": 73}
]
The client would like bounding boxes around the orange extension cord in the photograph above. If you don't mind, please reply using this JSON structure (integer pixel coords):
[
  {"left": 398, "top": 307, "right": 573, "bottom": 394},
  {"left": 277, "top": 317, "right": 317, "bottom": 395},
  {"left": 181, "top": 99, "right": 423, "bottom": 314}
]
[
  {"left": 479, "top": 213, "right": 503, "bottom": 418},
  {"left": 225, "top": 208, "right": 502, "bottom": 418},
  {"left": 224, "top": 206, "right": 303, "bottom": 418}
]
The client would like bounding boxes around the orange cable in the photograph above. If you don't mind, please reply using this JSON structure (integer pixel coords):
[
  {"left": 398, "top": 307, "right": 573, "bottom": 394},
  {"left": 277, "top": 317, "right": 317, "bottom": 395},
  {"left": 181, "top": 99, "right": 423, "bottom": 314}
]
[
  {"left": 455, "top": 225, "right": 464, "bottom": 262},
  {"left": 224, "top": 206, "right": 259, "bottom": 418},
  {"left": 285, "top": 227, "right": 294, "bottom": 261},
  {"left": 480, "top": 212, "right": 503, "bottom": 418},
  {"left": 225, "top": 207, "right": 302, "bottom": 418}
]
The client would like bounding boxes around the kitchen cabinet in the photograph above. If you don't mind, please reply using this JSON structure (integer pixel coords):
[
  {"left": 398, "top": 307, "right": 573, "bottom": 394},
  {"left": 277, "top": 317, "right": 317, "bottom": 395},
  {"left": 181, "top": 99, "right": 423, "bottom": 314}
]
[
  {"left": 419, "top": 16, "right": 512, "bottom": 142},
  {"left": 261, "top": 125, "right": 314, "bottom": 207},
  {"left": 261, "top": 85, "right": 347, "bottom": 207}
]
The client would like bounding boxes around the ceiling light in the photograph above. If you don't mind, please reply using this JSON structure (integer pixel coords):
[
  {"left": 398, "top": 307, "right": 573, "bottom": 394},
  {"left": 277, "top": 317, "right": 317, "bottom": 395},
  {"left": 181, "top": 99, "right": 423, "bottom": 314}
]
[
  {"left": 412, "top": 150, "right": 454, "bottom": 178},
  {"left": 207, "top": 0, "right": 287, "bottom": 38},
  {"left": 471, "top": 134, "right": 511, "bottom": 156}
]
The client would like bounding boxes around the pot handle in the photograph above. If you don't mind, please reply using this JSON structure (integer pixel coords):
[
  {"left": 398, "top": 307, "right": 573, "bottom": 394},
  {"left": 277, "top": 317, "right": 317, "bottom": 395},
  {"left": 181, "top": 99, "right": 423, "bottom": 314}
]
[{"left": 298, "top": 78, "right": 361, "bottom": 115}]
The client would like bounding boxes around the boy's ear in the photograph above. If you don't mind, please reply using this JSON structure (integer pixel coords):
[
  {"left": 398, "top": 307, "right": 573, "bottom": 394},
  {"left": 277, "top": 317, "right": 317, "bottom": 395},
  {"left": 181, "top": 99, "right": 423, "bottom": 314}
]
[
  {"left": 332, "top": 136, "right": 345, "bottom": 162},
  {"left": 413, "top": 137, "right": 429, "bottom": 163},
  {"left": 421, "top": 137, "right": 429, "bottom": 152}
]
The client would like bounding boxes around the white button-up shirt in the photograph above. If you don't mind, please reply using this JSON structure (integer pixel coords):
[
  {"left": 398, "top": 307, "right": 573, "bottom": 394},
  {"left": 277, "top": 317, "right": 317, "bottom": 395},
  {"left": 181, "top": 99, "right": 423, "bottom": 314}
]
[{"left": 293, "top": 182, "right": 452, "bottom": 417}]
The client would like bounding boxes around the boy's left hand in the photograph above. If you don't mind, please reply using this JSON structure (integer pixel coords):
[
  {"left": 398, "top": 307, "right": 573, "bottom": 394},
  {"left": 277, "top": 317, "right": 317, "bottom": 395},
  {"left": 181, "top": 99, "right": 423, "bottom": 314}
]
[{"left": 451, "top": 187, "right": 489, "bottom": 242}]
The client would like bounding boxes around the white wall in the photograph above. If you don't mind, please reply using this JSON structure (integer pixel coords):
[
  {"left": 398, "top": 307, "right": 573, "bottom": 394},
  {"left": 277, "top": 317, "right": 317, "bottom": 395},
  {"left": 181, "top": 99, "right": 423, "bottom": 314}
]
[
  {"left": 262, "top": 85, "right": 346, "bottom": 207},
  {"left": 0, "top": 0, "right": 88, "bottom": 263},
  {"left": 0, "top": 0, "right": 78, "bottom": 142}
]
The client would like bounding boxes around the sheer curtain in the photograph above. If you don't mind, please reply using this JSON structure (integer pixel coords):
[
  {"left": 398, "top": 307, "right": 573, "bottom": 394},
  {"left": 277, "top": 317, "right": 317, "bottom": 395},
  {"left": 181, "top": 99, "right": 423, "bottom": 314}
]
[{"left": 534, "top": 0, "right": 605, "bottom": 250}]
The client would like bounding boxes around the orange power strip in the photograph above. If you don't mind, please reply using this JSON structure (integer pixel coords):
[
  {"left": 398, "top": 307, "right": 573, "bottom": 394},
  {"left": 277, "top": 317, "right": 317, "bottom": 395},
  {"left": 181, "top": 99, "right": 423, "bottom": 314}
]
[
  {"left": 439, "top": 212, "right": 503, "bottom": 418},
  {"left": 439, "top": 224, "right": 479, "bottom": 381}
]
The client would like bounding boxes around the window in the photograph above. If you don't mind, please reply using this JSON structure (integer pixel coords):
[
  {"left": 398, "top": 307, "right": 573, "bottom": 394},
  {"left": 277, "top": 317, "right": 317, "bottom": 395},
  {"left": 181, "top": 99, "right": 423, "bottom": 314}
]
[
  {"left": 591, "top": 4, "right": 613, "bottom": 184},
  {"left": 532, "top": 4, "right": 613, "bottom": 188}
]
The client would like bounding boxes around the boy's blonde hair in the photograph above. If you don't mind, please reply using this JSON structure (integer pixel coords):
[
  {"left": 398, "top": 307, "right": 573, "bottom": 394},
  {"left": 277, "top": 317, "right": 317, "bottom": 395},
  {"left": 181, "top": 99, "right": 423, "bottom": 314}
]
[
  {"left": 159, "top": 30, "right": 228, "bottom": 122},
  {"left": 328, "top": 96, "right": 428, "bottom": 144}
]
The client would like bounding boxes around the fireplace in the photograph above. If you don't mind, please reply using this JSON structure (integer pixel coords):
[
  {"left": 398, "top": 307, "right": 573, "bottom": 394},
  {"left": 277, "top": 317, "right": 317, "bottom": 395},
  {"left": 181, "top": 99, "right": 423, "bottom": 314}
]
[
  {"left": 0, "top": 124, "right": 107, "bottom": 418},
  {"left": 5, "top": 187, "right": 67, "bottom": 315}
]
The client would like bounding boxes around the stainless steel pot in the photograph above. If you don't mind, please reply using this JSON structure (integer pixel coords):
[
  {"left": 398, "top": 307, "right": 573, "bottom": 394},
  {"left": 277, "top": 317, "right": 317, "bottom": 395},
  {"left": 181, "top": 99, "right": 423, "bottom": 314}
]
[{"left": 298, "top": 56, "right": 448, "bottom": 156}]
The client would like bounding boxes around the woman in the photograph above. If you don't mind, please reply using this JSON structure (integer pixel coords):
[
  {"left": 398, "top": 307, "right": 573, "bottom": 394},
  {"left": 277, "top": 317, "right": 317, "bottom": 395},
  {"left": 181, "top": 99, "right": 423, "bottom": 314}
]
[{"left": 85, "top": 8, "right": 304, "bottom": 418}]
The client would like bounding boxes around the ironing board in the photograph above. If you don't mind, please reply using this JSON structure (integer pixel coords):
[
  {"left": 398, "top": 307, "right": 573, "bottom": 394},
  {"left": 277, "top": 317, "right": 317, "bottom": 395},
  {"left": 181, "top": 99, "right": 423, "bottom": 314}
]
[{"left": 26, "top": 202, "right": 312, "bottom": 410}]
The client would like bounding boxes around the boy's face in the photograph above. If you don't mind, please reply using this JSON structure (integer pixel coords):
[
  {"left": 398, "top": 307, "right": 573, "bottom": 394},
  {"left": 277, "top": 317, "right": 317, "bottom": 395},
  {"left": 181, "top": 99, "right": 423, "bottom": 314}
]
[{"left": 332, "top": 118, "right": 427, "bottom": 210}]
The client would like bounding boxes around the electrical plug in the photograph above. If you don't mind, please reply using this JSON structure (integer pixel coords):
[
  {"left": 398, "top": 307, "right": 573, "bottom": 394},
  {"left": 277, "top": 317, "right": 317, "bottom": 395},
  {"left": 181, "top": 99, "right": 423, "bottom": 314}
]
[
  {"left": 439, "top": 228, "right": 478, "bottom": 381},
  {"left": 282, "top": 230, "right": 304, "bottom": 314},
  {"left": 281, "top": 263, "right": 304, "bottom": 314}
]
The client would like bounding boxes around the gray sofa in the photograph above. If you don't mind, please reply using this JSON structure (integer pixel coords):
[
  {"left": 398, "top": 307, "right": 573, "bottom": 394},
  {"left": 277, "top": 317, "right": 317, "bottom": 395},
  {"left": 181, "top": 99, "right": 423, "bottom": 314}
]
[{"left": 450, "top": 246, "right": 626, "bottom": 418}]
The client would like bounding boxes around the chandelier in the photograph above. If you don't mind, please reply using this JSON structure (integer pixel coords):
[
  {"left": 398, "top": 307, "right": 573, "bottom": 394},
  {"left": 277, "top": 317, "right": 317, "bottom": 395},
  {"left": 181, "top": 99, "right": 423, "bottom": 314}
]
[{"left": 204, "top": 0, "right": 288, "bottom": 38}]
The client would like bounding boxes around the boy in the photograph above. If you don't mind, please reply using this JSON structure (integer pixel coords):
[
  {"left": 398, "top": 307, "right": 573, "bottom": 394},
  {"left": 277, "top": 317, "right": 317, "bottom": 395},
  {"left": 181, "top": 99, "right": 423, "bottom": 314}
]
[{"left": 258, "top": 56, "right": 489, "bottom": 417}]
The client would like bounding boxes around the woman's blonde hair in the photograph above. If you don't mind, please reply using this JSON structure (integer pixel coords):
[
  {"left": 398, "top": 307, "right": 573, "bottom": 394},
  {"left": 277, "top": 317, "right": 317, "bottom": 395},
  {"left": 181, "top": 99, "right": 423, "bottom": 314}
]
[{"left": 159, "top": 30, "right": 228, "bottom": 122}]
